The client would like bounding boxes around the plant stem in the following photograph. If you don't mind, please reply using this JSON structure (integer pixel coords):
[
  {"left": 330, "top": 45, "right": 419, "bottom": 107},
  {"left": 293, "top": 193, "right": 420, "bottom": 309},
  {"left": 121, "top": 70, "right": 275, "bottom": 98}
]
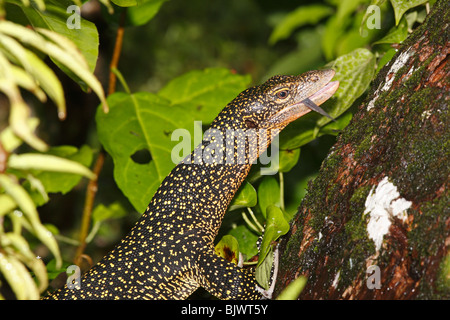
[
  {"left": 108, "top": 10, "right": 126, "bottom": 95},
  {"left": 74, "top": 150, "right": 104, "bottom": 265},
  {"left": 74, "top": 9, "right": 127, "bottom": 265},
  {"left": 279, "top": 171, "right": 285, "bottom": 211}
]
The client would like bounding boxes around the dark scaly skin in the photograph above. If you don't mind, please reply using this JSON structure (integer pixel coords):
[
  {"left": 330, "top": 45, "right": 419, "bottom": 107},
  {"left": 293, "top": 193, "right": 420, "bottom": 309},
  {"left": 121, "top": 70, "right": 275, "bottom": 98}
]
[{"left": 46, "top": 70, "right": 339, "bottom": 300}]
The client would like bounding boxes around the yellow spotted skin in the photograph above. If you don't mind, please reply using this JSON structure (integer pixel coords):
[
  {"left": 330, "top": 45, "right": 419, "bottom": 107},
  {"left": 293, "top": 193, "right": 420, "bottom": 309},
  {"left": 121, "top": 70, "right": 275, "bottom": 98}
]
[{"left": 46, "top": 71, "right": 335, "bottom": 300}]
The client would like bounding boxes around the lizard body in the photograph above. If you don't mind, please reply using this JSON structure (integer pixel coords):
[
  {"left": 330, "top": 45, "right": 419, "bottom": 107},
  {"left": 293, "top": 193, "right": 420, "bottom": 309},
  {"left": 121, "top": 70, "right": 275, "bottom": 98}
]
[{"left": 46, "top": 69, "right": 338, "bottom": 300}]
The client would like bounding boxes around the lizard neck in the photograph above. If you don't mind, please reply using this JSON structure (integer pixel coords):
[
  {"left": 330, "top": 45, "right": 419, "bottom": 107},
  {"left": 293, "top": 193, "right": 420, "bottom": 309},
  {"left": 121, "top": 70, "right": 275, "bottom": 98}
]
[{"left": 146, "top": 125, "right": 279, "bottom": 242}]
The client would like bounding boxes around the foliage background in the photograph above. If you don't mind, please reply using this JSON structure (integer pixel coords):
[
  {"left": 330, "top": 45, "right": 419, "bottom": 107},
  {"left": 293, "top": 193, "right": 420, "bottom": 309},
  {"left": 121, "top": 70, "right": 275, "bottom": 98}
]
[{"left": 0, "top": 0, "right": 435, "bottom": 299}]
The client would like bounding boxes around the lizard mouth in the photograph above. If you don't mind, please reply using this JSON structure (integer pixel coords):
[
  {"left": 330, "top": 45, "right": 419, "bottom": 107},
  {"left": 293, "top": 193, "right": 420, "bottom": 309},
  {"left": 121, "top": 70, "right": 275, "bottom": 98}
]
[{"left": 268, "top": 71, "right": 339, "bottom": 127}]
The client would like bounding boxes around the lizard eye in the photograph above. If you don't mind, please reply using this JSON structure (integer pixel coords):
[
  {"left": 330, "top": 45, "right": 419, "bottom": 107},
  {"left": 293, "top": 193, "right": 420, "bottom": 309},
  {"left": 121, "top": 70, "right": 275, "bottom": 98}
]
[
  {"left": 276, "top": 90, "right": 289, "bottom": 100},
  {"left": 245, "top": 119, "right": 257, "bottom": 128}
]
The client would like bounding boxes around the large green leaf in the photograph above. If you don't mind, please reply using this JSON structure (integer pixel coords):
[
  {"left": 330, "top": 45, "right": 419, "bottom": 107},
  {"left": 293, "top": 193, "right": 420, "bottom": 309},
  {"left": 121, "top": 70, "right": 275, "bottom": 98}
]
[
  {"left": 97, "top": 69, "right": 250, "bottom": 212},
  {"left": 159, "top": 68, "right": 251, "bottom": 124},
  {"left": 319, "top": 48, "right": 375, "bottom": 126},
  {"left": 96, "top": 92, "right": 195, "bottom": 213},
  {"left": 266, "top": 148, "right": 301, "bottom": 174}
]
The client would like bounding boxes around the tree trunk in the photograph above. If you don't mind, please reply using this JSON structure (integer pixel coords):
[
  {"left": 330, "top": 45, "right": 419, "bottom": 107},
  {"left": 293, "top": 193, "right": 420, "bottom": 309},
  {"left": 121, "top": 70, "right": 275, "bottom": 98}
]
[{"left": 274, "top": 0, "right": 449, "bottom": 300}]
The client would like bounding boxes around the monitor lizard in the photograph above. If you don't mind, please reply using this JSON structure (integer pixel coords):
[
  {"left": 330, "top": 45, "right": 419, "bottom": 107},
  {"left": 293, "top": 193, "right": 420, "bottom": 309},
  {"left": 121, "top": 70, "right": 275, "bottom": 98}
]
[{"left": 46, "top": 69, "right": 339, "bottom": 300}]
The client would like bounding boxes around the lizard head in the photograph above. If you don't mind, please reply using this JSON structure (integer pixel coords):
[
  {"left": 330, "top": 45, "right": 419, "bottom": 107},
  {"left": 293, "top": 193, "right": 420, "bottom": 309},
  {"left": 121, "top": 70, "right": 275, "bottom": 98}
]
[
  {"left": 226, "top": 69, "right": 339, "bottom": 131},
  {"left": 205, "top": 69, "right": 339, "bottom": 163}
]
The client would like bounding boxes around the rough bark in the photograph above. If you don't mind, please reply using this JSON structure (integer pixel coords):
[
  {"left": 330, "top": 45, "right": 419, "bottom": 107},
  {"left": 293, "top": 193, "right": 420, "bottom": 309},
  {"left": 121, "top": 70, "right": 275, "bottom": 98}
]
[{"left": 274, "top": 0, "right": 449, "bottom": 300}]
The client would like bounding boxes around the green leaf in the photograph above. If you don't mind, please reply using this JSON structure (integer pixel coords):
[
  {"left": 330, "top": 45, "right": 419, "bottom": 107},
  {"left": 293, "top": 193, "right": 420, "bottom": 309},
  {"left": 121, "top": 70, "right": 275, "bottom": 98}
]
[
  {"left": 0, "top": 21, "right": 108, "bottom": 113},
  {"left": 0, "top": 51, "right": 49, "bottom": 151},
  {"left": 127, "top": 0, "right": 167, "bottom": 26},
  {"left": 257, "top": 205, "right": 289, "bottom": 268},
  {"left": 0, "top": 251, "right": 40, "bottom": 299},
  {"left": 2, "top": 232, "right": 48, "bottom": 292},
  {"left": 375, "top": 48, "right": 397, "bottom": 74},
  {"left": 96, "top": 91, "right": 196, "bottom": 213},
  {"left": 111, "top": 0, "right": 138, "bottom": 6},
  {"left": 97, "top": 69, "right": 250, "bottom": 212},
  {"left": 19, "top": 49, "right": 66, "bottom": 118},
  {"left": 229, "top": 181, "right": 257, "bottom": 211},
  {"left": 279, "top": 113, "right": 320, "bottom": 150},
  {"left": 256, "top": 205, "right": 289, "bottom": 289},
  {"left": 278, "top": 148, "right": 300, "bottom": 173},
  {"left": 321, "top": 0, "right": 364, "bottom": 60},
  {"left": 159, "top": 68, "right": 251, "bottom": 124},
  {"left": 389, "top": 0, "right": 428, "bottom": 25},
  {"left": 318, "top": 111, "right": 353, "bottom": 137},
  {"left": 0, "top": 174, "right": 62, "bottom": 268},
  {"left": 19, "top": 0, "right": 99, "bottom": 73},
  {"left": 318, "top": 48, "right": 375, "bottom": 126},
  {"left": 228, "top": 225, "right": 259, "bottom": 260},
  {"left": 26, "top": 145, "right": 93, "bottom": 204},
  {"left": 276, "top": 276, "right": 307, "bottom": 300},
  {"left": 8, "top": 153, "right": 95, "bottom": 179},
  {"left": 45, "top": 258, "right": 72, "bottom": 281},
  {"left": 0, "top": 194, "right": 16, "bottom": 216},
  {"left": 360, "top": 0, "right": 387, "bottom": 34},
  {"left": 92, "top": 202, "right": 127, "bottom": 223},
  {"left": 258, "top": 176, "right": 280, "bottom": 218},
  {"left": 214, "top": 235, "right": 240, "bottom": 265},
  {"left": 269, "top": 5, "right": 333, "bottom": 45},
  {"left": 8, "top": 64, "right": 46, "bottom": 103},
  {"left": 373, "top": 17, "right": 408, "bottom": 45},
  {"left": 279, "top": 49, "right": 374, "bottom": 150},
  {"left": 0, "top": 118, "right": 39, "bottom": 152},
  {"left": 265, "top": 28, "right": 324, "bottom": 79},
  {"left": 255, "top": 245, "right": 274, "bottom": 290},
  {"left": 260, "top": 146, "right": 300, "bottom": 176}
]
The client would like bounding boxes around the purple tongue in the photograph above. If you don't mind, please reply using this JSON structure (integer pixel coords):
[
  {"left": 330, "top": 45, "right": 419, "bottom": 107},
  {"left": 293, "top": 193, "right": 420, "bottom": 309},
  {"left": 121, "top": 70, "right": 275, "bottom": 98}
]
[{"left": 302, "top": 97, "right": 335, "bottom": 121}]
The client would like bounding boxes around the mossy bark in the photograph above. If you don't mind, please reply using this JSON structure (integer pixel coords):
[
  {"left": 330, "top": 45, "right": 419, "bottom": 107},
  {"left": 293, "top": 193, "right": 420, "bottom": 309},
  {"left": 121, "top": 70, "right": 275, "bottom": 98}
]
[{"left": 274, "top": 0, "right": 449, "bottom": 300}]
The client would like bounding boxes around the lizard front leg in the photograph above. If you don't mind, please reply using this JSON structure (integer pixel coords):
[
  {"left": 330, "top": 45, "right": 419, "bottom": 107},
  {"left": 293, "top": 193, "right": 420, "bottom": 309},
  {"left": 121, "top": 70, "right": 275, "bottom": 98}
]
[{"left": 195, "top": 247, "right": 262, "bottom": 300}]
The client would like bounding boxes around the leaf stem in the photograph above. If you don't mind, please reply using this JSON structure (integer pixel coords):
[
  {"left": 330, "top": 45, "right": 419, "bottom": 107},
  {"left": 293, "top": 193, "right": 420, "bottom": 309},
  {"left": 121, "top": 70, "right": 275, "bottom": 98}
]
[
  {"left": 247, "top": 207, "right": 264, "bottom": 233},
  {"left": 111, "top": 67, "right": 131, "bottom": 94},
  {"left": 108, "top": 10, "right": 126, "bottom": 95},
  {"left": 242, "top": 211, "right": 260, "bottom": 234},
  {"left": 279, "top": 171, "right": 285, "bottom": 211}
]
